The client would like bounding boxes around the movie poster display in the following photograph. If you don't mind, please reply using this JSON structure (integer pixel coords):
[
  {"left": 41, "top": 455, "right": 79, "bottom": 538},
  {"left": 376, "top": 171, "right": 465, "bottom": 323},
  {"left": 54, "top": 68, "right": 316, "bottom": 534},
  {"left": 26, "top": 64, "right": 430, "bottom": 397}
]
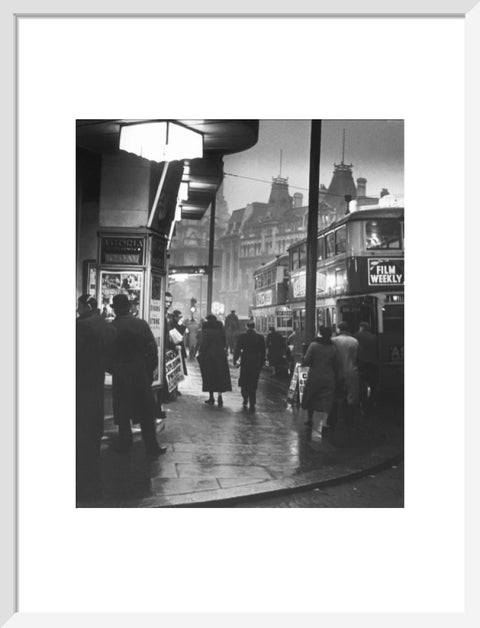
[
  {"left": 99, "top": 270, "right": 144, "bottom": 320},
  {"left": 96, "top": 231, "right": 168, "bottom": 390},
  {"left": 82, "top": 259, "right": 97, "bottom": 297}
]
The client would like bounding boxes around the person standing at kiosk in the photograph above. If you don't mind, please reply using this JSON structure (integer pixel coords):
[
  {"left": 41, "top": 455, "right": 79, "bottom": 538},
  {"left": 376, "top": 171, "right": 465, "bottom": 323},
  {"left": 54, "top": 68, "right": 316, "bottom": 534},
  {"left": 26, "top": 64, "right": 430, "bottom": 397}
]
[{"left": 110, "top": 294, "right": 167, "bottom": 456}]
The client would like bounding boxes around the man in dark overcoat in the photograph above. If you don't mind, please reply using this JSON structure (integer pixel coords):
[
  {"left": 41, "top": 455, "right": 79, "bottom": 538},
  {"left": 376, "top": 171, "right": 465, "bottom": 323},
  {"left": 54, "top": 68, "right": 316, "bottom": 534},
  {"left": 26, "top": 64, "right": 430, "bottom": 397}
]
[
  {"left": 76, "top": 294, "right": 116, "bottom": 500},
  {"left": 233, "top": 321, "right": 265, "bottom": 412},
  {"left": 110, "top": 294, "right": 167, "bottom": 456},
  {"left": 224, "top": 309, "right": 240, "bottom": 354}
]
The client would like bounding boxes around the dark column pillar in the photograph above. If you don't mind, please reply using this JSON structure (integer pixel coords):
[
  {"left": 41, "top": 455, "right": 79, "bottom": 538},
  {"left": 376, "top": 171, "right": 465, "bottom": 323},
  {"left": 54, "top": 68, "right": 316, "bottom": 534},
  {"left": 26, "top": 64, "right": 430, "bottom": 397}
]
[
  {"left": 305, "top": 120, "right": 322, "bottom": 347},
  {"left": 207, "top": 197, "right": 216, "bottom": 315}
]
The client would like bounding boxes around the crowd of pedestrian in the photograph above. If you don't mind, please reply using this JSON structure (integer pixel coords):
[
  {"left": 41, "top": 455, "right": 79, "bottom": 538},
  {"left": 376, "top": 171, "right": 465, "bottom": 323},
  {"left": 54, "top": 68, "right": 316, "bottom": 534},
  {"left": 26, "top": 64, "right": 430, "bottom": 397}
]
[
  {"left": 77, "top": 286, "right": 379, "bottom": 501},
  {"left": 76, "top": 292, "right": 167, "bottom": 501},
  {"left": 300, "top": 320, "right": 379, "bottom": 442}
]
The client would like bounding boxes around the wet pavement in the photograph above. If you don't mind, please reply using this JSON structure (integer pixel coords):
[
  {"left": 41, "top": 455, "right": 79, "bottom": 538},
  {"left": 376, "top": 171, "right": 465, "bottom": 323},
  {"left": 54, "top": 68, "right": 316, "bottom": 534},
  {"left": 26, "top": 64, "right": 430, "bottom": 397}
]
[
  {"left": 236, "top": 461, "right": 404, "bottom": 508},
  {"left": 79, "top": 359, "right": 404, "bottom": 508}
]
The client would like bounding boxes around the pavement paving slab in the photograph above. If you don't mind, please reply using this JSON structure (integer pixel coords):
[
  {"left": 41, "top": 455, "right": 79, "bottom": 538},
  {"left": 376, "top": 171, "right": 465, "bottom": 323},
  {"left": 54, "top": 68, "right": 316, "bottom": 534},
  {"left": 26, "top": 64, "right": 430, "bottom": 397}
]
[{"left": 79, "top": 361, "right": 404, "bottom": 508}]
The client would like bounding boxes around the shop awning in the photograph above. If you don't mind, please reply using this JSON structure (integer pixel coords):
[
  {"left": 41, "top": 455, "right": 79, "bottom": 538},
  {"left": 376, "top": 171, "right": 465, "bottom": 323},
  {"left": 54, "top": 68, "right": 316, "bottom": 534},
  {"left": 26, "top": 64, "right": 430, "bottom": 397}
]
[{"left": 76, "top": 119, "right": 259, "bottom": 221}]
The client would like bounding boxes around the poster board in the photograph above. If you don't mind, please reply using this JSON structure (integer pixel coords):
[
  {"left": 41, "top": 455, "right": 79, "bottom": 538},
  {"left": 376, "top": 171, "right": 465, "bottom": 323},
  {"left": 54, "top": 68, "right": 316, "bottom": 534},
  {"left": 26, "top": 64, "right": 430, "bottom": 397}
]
[
  {"left": 165, "top": 347, "right": 185, "bottom": 393},
  {"left": 149, "top": 272, "right": 164, "bottom": 386},
  {"left": 98, "top": 270, "right": 144, "bottom": 320},
  {"left": 297, "top": 366, "right": 309, "bottom": 404}
]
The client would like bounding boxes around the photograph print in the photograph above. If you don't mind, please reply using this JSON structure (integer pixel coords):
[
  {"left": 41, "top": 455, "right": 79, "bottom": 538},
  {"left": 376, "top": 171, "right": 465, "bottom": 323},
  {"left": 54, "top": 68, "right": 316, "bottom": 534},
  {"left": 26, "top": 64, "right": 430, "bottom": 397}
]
[{"left": 76, "top": 119, "right": 404, "bottom": 508}]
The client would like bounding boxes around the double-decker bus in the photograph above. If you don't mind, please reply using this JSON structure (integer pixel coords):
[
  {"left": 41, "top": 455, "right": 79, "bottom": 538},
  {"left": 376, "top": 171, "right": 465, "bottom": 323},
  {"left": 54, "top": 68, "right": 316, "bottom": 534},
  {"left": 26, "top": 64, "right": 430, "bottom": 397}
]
[
  {"left": 287, "top": 203, "right": 404, "bottom": 390},
  {"left": 251, "top": 254, "right": 293, "bottom": 338}
]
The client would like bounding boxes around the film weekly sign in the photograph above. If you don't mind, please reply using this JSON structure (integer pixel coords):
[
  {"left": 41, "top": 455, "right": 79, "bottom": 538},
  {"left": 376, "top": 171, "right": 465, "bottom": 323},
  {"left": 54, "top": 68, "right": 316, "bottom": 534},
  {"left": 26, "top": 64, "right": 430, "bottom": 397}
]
[
  {"left": 368, "top": 258, "right": 404, "bottom": 286},
  {"left": 100, "top": 236, "right": 144, "bottom": 265}
]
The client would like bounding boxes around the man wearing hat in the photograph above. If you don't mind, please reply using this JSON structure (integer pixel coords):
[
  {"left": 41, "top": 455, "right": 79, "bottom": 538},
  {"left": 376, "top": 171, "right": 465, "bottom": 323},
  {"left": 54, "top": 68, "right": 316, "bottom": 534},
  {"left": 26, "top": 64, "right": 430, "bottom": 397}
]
[
  {"left": 233, "top": 321, "right": 266, "bottom": 412},
  {"left": 110, "top": 293, "right": 167, "bottom": 455}
]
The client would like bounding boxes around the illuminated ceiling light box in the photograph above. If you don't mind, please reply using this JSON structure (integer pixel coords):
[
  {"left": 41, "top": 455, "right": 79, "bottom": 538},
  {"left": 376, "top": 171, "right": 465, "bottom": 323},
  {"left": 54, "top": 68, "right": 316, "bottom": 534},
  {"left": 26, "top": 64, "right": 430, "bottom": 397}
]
[
  {"left": 119, "top": 121, "right": 203, "bottom": 163},
  {"left": 119, "top": 122, "right": 203, "bottom": 231},
  {"left": 178, "top": 181, "right": 189, "bottom": 201}
]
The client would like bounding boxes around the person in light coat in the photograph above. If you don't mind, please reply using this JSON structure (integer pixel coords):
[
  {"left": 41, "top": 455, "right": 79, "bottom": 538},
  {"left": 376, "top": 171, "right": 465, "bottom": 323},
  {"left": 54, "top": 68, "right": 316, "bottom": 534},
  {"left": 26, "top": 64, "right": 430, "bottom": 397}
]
[{"left": 301, "top": 326, "right": 340, "bottom": 434}]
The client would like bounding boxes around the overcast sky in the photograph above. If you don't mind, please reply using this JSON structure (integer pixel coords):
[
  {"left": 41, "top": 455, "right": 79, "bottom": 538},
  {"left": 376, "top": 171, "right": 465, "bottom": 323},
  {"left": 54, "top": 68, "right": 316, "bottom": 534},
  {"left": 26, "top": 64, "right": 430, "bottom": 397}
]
[{"left": 222, "top": 120, "right": 404, "bottom": 212}]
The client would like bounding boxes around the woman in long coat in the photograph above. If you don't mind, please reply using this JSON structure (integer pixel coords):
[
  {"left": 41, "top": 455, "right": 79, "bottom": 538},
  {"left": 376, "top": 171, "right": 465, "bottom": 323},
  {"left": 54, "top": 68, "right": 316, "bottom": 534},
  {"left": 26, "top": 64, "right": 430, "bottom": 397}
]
[
  {"left": 301, "top": 325, "right": 340, "bottom": 432},
  {"left": 197, "top": 314, "right": 232, "bottom": 406}
]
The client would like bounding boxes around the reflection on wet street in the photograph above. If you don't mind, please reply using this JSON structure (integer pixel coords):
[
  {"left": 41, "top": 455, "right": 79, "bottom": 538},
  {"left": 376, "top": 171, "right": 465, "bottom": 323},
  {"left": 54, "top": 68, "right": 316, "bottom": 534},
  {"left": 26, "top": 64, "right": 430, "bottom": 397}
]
[{"left": 84, "top": 360, "right": 402, "bottom": 507}]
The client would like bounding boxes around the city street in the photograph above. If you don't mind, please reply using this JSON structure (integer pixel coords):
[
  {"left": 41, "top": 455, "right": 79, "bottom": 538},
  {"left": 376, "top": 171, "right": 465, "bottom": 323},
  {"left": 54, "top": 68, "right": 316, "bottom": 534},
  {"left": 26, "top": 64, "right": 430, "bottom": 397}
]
[
  {"left": 75, "top": 119, "right": 405, "bottom": 510},
  {"left": 84, "top": 359, "right": 404, "bottom": 508},
  {"left": 234, "top": 461, "right": 404, "bottom": 508}
]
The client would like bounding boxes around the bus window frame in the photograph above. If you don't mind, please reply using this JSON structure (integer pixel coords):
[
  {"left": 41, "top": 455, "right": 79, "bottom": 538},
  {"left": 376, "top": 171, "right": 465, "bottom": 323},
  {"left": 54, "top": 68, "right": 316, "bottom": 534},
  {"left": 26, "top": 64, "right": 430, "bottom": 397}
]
[
  {"left": 335, "top": 225, "right": 347, "bottom": 255},
  {"left": 365, "top": 219, "right": 403, "bottom": 251},
  {"left": 317, "top": 236, "right": 325, "bottom": 260},
  {"left": 325, "top": 232, "right": 335, "bottom": 258}
]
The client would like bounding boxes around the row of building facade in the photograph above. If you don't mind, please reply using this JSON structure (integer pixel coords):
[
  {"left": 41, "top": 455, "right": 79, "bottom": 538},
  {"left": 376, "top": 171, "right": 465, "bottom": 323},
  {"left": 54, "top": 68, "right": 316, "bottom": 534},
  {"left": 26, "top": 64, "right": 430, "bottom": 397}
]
[{"left": 170, "top": 158, "right": 390, "bottom": 318}]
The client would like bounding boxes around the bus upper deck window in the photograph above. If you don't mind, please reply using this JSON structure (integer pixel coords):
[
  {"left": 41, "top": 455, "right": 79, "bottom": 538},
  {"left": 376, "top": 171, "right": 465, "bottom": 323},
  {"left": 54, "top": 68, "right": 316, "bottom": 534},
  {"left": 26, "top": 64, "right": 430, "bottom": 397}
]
[
  {"left": 317, "top": 237, "right": 325, "bottom": 260},
  {"left": 335, "top": 226, "right": 347, "bottom": 254},
  {"left": 299, "top": 244, "right": 307, "bottom": 267},
  {"left": 366, "top": 220, "right": 402, "bottom": 250}
]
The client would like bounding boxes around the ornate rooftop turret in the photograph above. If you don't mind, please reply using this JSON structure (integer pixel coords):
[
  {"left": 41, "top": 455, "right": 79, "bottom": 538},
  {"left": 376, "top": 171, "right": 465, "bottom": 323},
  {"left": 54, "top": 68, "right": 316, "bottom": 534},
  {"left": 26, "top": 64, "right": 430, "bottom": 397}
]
[
  {"left": 325, "top": 129, "right": 358, "bottom": 214},
  {"left": 267, "top": 175, "right": 293, "bottom": 217}
]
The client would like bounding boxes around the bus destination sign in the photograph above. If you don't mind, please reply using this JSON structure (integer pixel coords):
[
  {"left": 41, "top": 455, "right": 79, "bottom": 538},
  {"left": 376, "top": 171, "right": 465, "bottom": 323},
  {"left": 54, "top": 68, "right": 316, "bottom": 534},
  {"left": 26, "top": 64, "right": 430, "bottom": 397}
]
[{"left": 368, "top": 259, "right": 404, "bottom": 286}]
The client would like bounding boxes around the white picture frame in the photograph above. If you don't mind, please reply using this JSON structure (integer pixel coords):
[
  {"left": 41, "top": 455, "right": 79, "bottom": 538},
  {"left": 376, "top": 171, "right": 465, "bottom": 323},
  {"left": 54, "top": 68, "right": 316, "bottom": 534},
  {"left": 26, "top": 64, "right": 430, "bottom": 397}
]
[{"left": 3, "top": 1, "right": 478, "bottom": 626}]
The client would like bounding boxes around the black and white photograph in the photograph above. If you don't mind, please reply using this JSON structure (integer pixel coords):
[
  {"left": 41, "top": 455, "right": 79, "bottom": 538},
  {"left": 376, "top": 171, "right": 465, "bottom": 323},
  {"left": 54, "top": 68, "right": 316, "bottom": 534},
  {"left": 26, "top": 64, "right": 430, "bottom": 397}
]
[
  {"left": 76, "top": 119, "right": 404, "bottom": 508},
  {"left": 10, "top": 6, "right": 470, "bottom": 620}
]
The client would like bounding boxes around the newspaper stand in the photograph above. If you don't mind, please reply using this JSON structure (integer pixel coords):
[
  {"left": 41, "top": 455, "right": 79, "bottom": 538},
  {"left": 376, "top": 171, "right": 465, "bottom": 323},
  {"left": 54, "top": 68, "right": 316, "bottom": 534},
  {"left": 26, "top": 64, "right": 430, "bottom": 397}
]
[
  {"left": 287, "top": 363, "right": 310, "bottom": 406},
  {"left": 94, "top": 228, "right": 168, "bottom": 390}
]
